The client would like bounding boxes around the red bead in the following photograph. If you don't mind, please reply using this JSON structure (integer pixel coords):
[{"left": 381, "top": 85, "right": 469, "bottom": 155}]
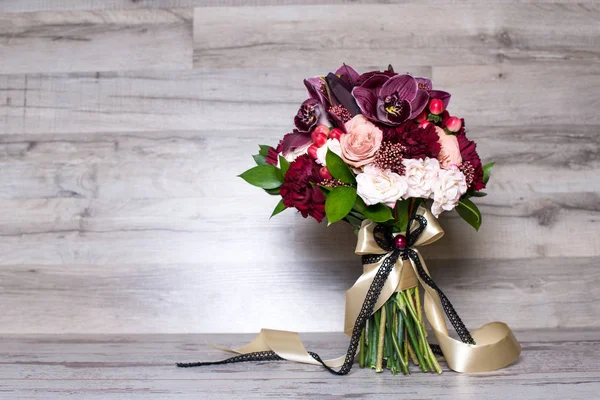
[
  {"left": 394, "top": 234, "right": 408, "bottom": 249},
  {"left": 415, "top": 110, "right": 428, "bottom": 123},
  {"left": 328, "top": 128, "right": 344, "bottom": 141},
  {"left": 429, "top": 98, "right": 444, "bottom": 115},
  {"left": 312, "top": 125, "right": 330, "bottom": 145},
  {"left": 319, "top": 166, "right": 332, "bottom": 179},
  {"left": 446, "top": 116, "right": 462, "bottom": 132},
  {"left": 307, "top": 144, "right": 319, "bottom": 159},
  {"left": 419, "top": 121, "right": 433, "bottom": 129}
]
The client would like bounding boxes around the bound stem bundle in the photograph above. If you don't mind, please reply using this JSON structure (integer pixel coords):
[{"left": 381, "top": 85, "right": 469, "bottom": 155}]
[{"left": 359, "top": 286, "right": 441, "bottom": 375}]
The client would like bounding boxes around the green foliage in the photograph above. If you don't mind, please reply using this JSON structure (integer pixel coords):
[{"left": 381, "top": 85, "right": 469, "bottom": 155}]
[
  {"left": 482, "top": 162, "right": 495, "bottom": 184},
  {"left": 239, "top": 165, "right": 283, "bottom": 189},
  {"left": 270, "top": 199, "right": 287, "bottom": 218},
  {"left": 325, "top": 186, "right": 357, "bottom": 224},
  {"left": 252, "top": 154, "right": 267, "bottom": 166},
  {"left": 393, "top": 200, "right": 410, "bottom": 232},
  {"left": 354, "top": 197, "right": 394, "bottom": 223},
  {"left": 326, "top": 149, "right": 356, "bottom": 185},
  {"left": 279, "top": 155, "right": 290, "bottom": 176},
  {"left": 456, "top": 198, "right": 482, "bottom": 231}
]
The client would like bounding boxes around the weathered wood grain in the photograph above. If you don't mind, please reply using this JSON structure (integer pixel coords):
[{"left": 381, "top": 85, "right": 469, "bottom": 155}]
[
  {"left": 0, "top": 9, "right": 193, "bottom": 74},
  {"left": 1, "top": 64, "right": 597, "bottom": 136},
  {"left": 1, "top": 0, "right": 589, "bottom": 13},
  {"left": 0, "top": 257, "right": 598, "bottom": 333},
  {"left": 0, "top": 330, "right": 598, "bottom": 399},
  {"left": 0, "top": 128, "right": 597, "bottom": 268},
  {"left": 194, "top": 3, "right": 600, "bottom": 68}
]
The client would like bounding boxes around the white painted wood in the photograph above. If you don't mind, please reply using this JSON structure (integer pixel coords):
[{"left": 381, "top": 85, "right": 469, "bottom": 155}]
[
  {"left": 0, "top": 64, "right": 597, "bottom": 138},
  {"left": 0, "top": 1, "right": 598, "bottom": 338},
  {"left": 0, "top": 0, "right": 591, "bottom": 13},
  {"left": 0, "top": 9, "right": 193, "bottom": 74},
  {"left": 0, "top": 330, "right": 598, "bottom": 399},
  {"left": 1, "top": 257, "right": 598, "bottom": 333},
  {"left": 194, "top": 3, "right": 600, "bottom": 68}
]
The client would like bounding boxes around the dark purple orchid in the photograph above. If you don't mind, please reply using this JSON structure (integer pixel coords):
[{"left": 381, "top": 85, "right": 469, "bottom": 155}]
[
  {"left": 294, "top": 98, "right": 327, "bottom": 134},
  {"left": 352, "top": 74, "right": 427, "bottom": 126},
  {"left": 352, "top": 74, "right": 449, "bottom": 126}
]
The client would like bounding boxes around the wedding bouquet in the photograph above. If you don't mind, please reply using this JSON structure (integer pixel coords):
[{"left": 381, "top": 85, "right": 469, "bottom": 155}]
[{"left": 179, "top": 64, "right": 520, "bottom": 376}]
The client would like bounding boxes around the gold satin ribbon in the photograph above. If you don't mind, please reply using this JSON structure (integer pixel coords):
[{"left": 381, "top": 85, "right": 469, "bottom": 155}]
[{"left": 218, "top": 206, "right": 521, "bottom": 373}]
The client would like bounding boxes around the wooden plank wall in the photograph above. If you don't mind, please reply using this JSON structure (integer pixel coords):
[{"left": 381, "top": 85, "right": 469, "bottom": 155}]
[{"left": 0, "top": 1, "right": 598, "bottom": 334}]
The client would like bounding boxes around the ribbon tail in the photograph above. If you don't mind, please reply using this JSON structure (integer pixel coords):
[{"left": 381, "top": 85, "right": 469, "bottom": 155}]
[
  {"left": 409, "top": 249, "right": 522, "bottom": 372},
  {"left": 214, "top": 329, "right": 347, "bottom": 368}
]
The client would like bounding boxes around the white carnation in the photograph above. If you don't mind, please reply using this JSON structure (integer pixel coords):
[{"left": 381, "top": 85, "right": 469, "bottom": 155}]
[
  {"left": 316, "top": 138, "right": 342, "bottom": 166},
  {"left": 431, "top": 166, "right": 468, "bottom": 217},
  {"left": 402, "top": 157, "right": 441, "bottom": 199},
  {"left": 356, "top": 165, "right": 408, "bottom": 208}
]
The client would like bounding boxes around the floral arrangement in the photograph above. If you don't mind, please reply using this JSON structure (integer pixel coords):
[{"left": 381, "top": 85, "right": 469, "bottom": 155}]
[
  {"left": 241, "top": 64, "right": 492, "bottom": 233},
  {"left": 179, "top": 65, "right": 520, "bottom": 376}
]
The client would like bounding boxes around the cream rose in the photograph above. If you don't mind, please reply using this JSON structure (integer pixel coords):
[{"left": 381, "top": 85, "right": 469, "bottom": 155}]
[
  {"left": 431, "top": 166, "right": 468, "bottom": 217},
  {"left": 402, "top": 157, "right": 441, "bottom": 199},
  {"left": 340, "top": 115, "right": 383, "bottom": 168},
  {"left": 436, "top": 126, "right": 463, "bottom": 169},
  {"left": 316, "top": 138, "right": 342, "bottom": 166},
  {"left": 356, "top": 165, "right": 408, "bottom": 208}
]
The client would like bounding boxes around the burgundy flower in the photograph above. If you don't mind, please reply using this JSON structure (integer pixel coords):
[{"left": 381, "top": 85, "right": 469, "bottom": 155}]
[
  {"left": 383, "top": 121, "right": 441, "bottom": 160},
  {"left": 294, "top": 98, "right": 326, "bottom": 134},
  {"left": 280, "top": 155, "right": 326, "bottom": 222},
  {"left": 456, "top": 120, "right": 486, "bottom": 191},
  {"left": 356, "top": 69, "right": 397, "bottom": 85},
  {"left": 265, "top": 142, "right": 281, "bottom": 166},
  {"left": 352, "top": 74, "right": 429, "bottom": 126},
  {"left": 280, "top": 129, "right": 312, "bottom": 158}
]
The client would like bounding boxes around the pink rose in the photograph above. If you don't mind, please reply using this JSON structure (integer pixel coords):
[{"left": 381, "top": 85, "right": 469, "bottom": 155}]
[
  {"left": 436, "top": 126, "right": 462, "bottom": 169},
  {"left": 340, "top": 115, "right": 383, "bottom": 168}
]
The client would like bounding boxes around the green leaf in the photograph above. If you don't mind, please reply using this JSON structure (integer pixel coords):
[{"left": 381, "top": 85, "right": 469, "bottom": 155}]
[
  {"left": 258, "top": 144, "right": 271, "bottom": 157},
  {"left": 270, "top": 199, "right": 287, "bottom": 218},
  {"left": 326, "top": 149, "right": 356, "bottom": 185},
  {"left": 469, "top": 191, "right": 487, "bottom": 198},
  {"left": 279, "top": 155, "right": 290, "bottom": 176},
  {"left": 393, "top": 199, "right": 410, "bottom": 232},
  {"left": 456, "top": 198, "right": 482, "bottom": 231},
  {"left": 265, "top": 187, "right": 280, "bottom": 195},
  {"left": 252, "top": 154, "right": 267, "bottom": 166},
  {"left": 353, "top": 197, "right": 394, "bottom": 223},
  {"left": 482, "top": 162, "right": 495, "bottom": 184},
  {"left": 239, "top": 165, "right": 283, "bottom": 189},
  {"left": 325, "top": 186, "right": 357, "bottom": 224},
  {"left": 427, "top": 114, "right": 442, "bottom": 123}
]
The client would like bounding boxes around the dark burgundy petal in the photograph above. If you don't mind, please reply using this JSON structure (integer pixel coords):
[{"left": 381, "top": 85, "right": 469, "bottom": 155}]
[
  {"left": 380, "top": 74, "right": 417, "bottom": 100},
  {"left": 360, "top": 73, "right": 390, "bottom": 91},
  {"left": 352, "top": 86, "right": 378, "bottom": 120},
  {"left": 304, "top": 77, "right": 329, "bottom": 107},
  {"left": 281, "top": 131, "right": 312, "bottom": 155},
  {"left": 334, "top": 64, "right": 360, "bottom": 88},
  {"left": 430, "top": 90, "right": 451, "bottom": 108},
  {"left": 326, "top": 73, "right": 361, "bottom": 116},
  {"left": 408, "top": 89, "right": 429, "bottom": 119},
  {"left": 415, "top": 77, "right": 433, "bottom": 92}
]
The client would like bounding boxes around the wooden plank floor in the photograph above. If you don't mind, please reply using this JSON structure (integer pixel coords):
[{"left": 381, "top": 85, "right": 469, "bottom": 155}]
[
  {"left": 1, "top": 330, "right": 599, "bottom": 399},
  {"left": 1, "top": 1, "right": 599, "bottom": 397}
]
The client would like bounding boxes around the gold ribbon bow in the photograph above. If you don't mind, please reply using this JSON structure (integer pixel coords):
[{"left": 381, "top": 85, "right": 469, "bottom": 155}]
[{"left": 212, "top": 207, "right": 521, "bottom": 373}]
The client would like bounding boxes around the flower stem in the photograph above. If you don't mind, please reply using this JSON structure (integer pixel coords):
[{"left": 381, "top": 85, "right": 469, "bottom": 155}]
[
  {"left": 369, "top": 314, "right": 378, "bottom": 369},
  {"left": 359, "top": 327, "right": 366, "bottom": 368},
  {"left": 376, "top": 305, "right": 386, "bottom": 372},
  {"left": 397, "top": 292, "right": 427, "bottom": 372}
]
